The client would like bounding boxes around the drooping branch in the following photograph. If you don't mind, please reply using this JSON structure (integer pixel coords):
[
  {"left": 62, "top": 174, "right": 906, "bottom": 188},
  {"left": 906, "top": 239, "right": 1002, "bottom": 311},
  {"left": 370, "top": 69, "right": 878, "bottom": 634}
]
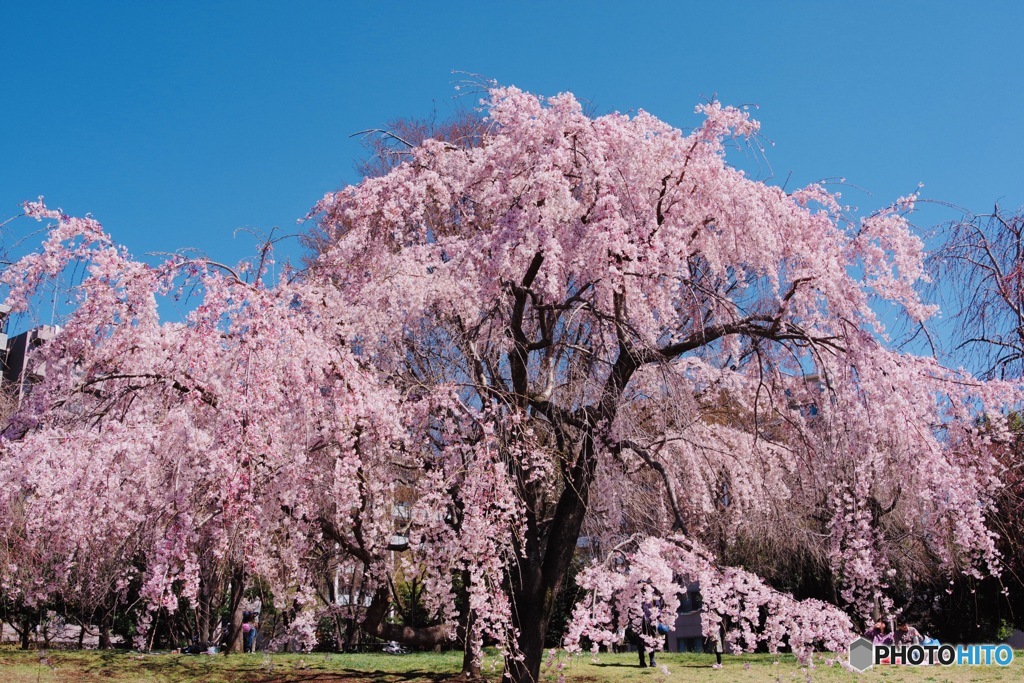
[{"left": 611, "top": 439, "right": 689, "bottom": 535}]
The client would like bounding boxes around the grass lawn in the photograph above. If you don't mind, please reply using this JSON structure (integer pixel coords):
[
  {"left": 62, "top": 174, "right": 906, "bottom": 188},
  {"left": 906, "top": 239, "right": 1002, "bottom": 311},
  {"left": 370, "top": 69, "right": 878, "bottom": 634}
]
[{"left": 0, "top": 647, "right": 1021, "bottom": 682}]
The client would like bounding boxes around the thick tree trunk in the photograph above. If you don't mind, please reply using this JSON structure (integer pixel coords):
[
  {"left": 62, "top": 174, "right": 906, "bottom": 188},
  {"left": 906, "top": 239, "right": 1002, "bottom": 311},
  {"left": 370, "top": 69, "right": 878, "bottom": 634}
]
[
  {"left": 506, "top": 433, "right": 597, "bottom": 683},
  {"left": 98, "top": 613, "right": 113, "bottom": 649},
  {"left": 78, "top": 624, "right": 86, "bottom": 649},
  {"left": 505, "top": 587, "right": 549, "bottom": 683}
]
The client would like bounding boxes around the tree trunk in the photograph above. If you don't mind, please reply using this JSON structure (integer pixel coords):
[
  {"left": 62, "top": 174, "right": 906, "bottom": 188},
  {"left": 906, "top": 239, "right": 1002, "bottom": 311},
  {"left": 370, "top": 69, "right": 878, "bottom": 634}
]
[
  {"left": 197, "top": 569, "right": 219, "bottom": 645},
  {"left": 505, "top": 432, "right": 596, "bottom": 683},
  {"left": 460, "top": 608, "right": 481, "bottom": 679},
  {"left": 458, "top": 571, "right": 481, "bottom": 679},
  {"left": 78, "top": 624, "right": 86, "bottom": 649},
  {"left": 462, "top": 644, "right": 481, "bottom": 679},
  {"left": 347, "top": 615, "right": 362, "bottom": 652},
  {"left": 98, "top": 613, "right": 113, "bottom": 650},
  {"left": 505, "top": 589, "right": 547, "bottom": 683},
  {"left": 19, "top": 619, "right": 31, "bottom": 650},
  {"left": 224, "top": 564, "right": 246, "bottom": 654}
]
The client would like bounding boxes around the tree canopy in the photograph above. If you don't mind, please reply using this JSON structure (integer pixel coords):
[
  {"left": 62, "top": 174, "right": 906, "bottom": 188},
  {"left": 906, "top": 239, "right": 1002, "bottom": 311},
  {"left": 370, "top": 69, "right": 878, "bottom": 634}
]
[{"left": 0, "top": 87, "right": 1018, "bottom": 681}]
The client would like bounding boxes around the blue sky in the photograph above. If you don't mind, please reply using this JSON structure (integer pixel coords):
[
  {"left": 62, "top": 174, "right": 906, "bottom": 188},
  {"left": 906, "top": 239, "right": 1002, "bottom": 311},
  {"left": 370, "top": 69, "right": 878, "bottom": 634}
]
[{"left": 2, "top": 1, "right": 1022, "bottom": 271}]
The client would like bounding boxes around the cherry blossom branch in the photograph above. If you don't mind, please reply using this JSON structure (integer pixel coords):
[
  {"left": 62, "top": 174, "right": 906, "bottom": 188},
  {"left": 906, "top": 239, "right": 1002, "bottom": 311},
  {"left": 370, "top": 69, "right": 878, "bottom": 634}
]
[{"left": 610, "top": 438, "right": 689, "bottom": 534}]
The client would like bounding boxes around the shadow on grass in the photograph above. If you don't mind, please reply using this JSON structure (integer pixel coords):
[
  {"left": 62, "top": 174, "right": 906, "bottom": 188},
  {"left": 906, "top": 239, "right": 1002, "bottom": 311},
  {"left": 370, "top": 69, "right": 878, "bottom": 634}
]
[
  {"left": 590, "top": 661, "right": 715, "bottom": 669},
  {"left": 98, "top": 652, "right": 265, "bottom": 683},
  {"left": 588, "top": 662, "right": 644, "bottom": 668}
]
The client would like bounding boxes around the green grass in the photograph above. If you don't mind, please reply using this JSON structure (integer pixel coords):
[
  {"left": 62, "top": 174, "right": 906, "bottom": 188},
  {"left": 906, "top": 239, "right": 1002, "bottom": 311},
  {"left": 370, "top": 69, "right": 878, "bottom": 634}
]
[{"left": 0, "top": 647, "right": 1021, "bottom": 682}]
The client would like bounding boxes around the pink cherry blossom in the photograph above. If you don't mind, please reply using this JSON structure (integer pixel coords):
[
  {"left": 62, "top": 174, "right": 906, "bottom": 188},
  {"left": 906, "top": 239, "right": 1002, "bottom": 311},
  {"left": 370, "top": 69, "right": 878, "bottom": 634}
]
[{"left": 1, "top": 85, "right": 1018, "bottom": 682}]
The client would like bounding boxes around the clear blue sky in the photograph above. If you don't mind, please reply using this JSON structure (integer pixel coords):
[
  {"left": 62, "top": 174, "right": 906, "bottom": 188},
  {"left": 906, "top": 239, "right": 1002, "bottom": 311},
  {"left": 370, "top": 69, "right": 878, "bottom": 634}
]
[{"left": 2, "top": 1, "right": 1022, "bottom": 268}]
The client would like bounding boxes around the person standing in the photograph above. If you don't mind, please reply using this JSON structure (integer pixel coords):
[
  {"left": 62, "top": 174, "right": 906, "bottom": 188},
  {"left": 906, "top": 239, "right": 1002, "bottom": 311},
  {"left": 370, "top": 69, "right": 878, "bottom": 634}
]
[
  {"left": 242, "top": 612, "right": 257, "bottom": 653},
  {"left": 626, "top": 598, "right": 659, "bottom": 667},
  {"left": 632, "top": 599, "right": 659, "bottom": 667},
  {"left": 706, "top": 620, "right": 725, "bottom": 667}
]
